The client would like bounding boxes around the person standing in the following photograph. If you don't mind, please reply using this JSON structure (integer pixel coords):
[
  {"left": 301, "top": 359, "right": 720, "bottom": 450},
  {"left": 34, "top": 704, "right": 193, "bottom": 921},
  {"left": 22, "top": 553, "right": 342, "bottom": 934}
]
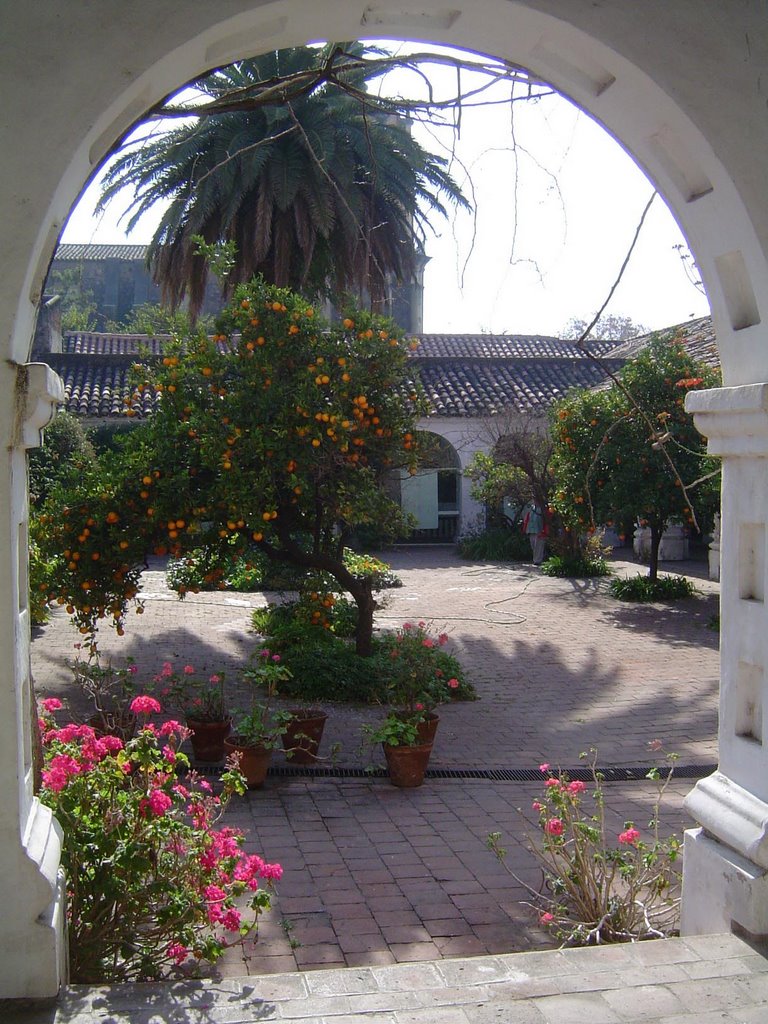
[{"left": 522, "top": 502, "right": 547, "bottom": 565}]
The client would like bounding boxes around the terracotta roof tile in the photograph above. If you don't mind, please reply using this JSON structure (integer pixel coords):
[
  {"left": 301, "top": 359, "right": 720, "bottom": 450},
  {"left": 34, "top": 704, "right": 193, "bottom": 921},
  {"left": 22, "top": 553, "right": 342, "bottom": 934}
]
[
  {"left": 54, "top": 244, "right": 149, "bottom": 262},
  {"left": 47, "top": 320, "right": 719, "bottom": 420}
]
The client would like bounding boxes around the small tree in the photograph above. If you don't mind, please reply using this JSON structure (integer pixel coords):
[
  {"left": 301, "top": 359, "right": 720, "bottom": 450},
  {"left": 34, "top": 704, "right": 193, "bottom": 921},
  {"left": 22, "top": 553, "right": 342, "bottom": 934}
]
[
  {"left": 559, "top": 314, "right": 649, "bottom": 342},
  {"left": 40, "top": 279, "right": 428, "bottom": 655},
  {"left": 549, "top": 335, "right": 720, "bottom": 579}
]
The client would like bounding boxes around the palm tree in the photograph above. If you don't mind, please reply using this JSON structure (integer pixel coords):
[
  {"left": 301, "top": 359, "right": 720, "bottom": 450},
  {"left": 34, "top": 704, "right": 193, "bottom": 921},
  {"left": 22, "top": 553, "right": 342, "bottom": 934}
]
[{"left": 98, "top": 43, "right": 469, "bottom": 314}]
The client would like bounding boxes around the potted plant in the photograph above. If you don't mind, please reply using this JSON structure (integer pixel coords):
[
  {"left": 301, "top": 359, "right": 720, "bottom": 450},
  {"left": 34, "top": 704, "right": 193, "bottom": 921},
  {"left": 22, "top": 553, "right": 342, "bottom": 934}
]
[
  {"left": 366, "top": 711, "right": 435, "bottom": 788},
  {"left": 244, "top": 647, "right": 329, "bottom": 764},
  {"left": 156, "top": 661, "right": 231, "bottom": 762},
  {"left": 72, "top": 653, "right": 139, "bottom": 740},
  {"left": 224, "top": 703, "right": 291, "bottom": 788},
  {"left": 367, "top": 621, "right": 468, "bottom": 787}
]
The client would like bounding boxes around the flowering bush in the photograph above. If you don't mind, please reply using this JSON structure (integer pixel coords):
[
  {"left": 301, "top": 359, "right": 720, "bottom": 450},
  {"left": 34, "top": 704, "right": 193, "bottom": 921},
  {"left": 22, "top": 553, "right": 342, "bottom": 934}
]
[
  {"left": 378, "top": 620, "right": 470, "bottom": 716},
  {"left": 38, "top": 697, "right": 281, "bottom": 982},
  {"left": 155, "top": 660, "right": 228, "bottom": 722},
  {"left": 488, "top": 747, "right": 681, "bottom": 945},
  {"left": 243, "top": 647, "right": 293, "bottom": 696},
  {"left": 364, "top": 622, "right": 471, "bottom": 748}
]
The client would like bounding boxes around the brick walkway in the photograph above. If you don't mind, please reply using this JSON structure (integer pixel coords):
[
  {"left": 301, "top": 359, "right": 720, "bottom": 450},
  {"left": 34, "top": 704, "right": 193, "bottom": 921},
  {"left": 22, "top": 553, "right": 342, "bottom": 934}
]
[{"left": 31, "top": 547, "right": 720, "bottom": 975}]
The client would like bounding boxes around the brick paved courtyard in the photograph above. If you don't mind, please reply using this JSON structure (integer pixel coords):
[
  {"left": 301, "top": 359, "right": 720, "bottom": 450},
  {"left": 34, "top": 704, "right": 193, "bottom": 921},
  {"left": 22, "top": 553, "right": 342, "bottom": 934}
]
[{"left": 31, "top": 547, "right": 720, "bottom": 975}]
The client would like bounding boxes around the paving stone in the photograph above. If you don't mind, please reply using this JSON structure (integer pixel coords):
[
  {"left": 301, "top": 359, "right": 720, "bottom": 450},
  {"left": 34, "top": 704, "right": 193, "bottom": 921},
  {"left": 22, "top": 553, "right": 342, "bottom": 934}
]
[
  {"left": 469, "top": 1003, "right": 548, "bottom": 1024},
  {"left": 533, "top": 991, "right": 620, "bottom": 1023},
  {"left": 389, "top": 943, "right": 443, "bottom": 963},
  {"left": 30, "top": 550, "right": 726, "bottom": 1016},
  {"left": 602, "top": 983, "right": 686, "bottom": 1018}
]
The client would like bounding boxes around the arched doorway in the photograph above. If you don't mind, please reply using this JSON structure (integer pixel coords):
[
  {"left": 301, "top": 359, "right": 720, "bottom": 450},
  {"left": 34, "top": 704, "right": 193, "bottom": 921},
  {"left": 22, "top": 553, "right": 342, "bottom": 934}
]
[
  {"left": 398, "top": 432, "right": 463, "bottom": 542},
  {"left": 3, "top": 1, "right": 768, "bottom": 996}
]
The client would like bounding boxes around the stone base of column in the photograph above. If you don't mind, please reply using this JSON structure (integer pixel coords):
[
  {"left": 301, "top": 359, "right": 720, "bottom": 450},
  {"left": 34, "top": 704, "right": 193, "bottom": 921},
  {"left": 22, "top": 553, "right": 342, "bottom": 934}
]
[
  {"left": 682, "top": 826, "right": 768, "bottom": 938},
  {"left": 0, "top": 800, "right": 67, "bottom": 998}
]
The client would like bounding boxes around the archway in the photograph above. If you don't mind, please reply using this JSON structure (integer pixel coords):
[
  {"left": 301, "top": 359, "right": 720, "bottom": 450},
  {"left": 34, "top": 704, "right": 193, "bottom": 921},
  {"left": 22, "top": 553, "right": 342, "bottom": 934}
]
[
  {"left": 397, "top": 432, "right": 464, "bottom": 542},
  {"left": 3, "top": 1, "right": 768, "bottom": 996}
]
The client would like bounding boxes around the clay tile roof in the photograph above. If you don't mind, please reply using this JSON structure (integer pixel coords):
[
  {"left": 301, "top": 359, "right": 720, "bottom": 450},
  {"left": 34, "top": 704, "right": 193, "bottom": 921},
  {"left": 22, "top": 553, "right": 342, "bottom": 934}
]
[
  {"left": 599, "top": 316, "right": 719, "bottom": 367},
  {"left": 411, "top": 334, "right": 617, "bottom": 360},
  {"left": 409, "top": 333, "right": 625, "bottom": 416},
  {"left": 54, "top": 243, "right": 149, "bottom": 262},
  {"left": 64, "top": 332, "right": 170, "bottom": 356},
  {"left": 46, "top": 321, "right": 719, "bottom": 421}
]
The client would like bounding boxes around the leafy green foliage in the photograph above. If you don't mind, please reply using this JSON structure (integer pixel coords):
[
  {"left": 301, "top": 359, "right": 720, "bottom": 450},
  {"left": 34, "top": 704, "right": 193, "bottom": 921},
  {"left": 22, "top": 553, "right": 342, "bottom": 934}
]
[
  {"left": 29, "top": 410, "right": 96, "bottom": 505},
  {"left": 98, "top": 43, "right": 468, "bottom": 315},
  {"left": 550, "top": 335, "right": 720, "bottom": 579},
  {"left": 541, "top": 554, "right": 610, "bottom": 578},
  {"left": 104, "top": 302, "right": 215, "bottom": 336},
  {"left": 46, "top": 267, "right": 97, "bottom": 331},
  {"left": 609, "top": 573, "right": 697, "bottom": 602},
  {"left": 458, "top": 525, "right": 530, "bottom": 562},
  {"left": 37, "top": 700, "right": 279, "bottom": 982},
  {"left": 37, "top": 279, "right": 426, "bottom": 653},
  {"left": 251, "top": 605, "right": 475, "bottom": 705},
  {"left": 29, "top": 531, "right": 61, "bottom": 625},
  {"left": 167, "top": 544, "right": 400, "bottom": 594},
  {"left": 489, "top": 749, "right": 681, "bottom": 944}
]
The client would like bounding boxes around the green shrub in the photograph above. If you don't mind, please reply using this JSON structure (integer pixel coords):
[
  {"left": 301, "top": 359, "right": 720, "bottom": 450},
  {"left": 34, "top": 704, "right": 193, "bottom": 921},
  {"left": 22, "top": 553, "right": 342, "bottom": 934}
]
[
  {"left": 251, "top": 606, "right": 476, "bottom": 705},
  {"left": 458, "top": 525, "right": 530, "bottom": 561},
  {"left": 167, "top": 545, "right": 307, "bottom": 594},
  {"left": 29, "top": 532, "right": 61, "bottom": 625},
  {"left": 609, "top": 574, "right": 697, "bottom": 602},
  {"left": 252, "top": 594, "right": 358, "bottom": 642},
  {"left": 168, "top": 545, "right": 400, "bottom": 595},
  {"left": 339, "top": 551, "right": 403, "bottom": 589},
  {"left": 276, "top": 639, "right": 391, "bottom": 703},
  {"left": 29, "top": 410, "right": 96, "bottom": 505},
  {"left": 541, "top": 555, "right": 610, "bottom": 578}
]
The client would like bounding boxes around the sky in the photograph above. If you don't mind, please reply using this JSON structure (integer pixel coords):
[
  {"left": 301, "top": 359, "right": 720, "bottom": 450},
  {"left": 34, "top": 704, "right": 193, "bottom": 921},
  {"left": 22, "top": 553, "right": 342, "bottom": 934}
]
[{"left": 60, "top": 43, "right": 710, "bottom": 338}]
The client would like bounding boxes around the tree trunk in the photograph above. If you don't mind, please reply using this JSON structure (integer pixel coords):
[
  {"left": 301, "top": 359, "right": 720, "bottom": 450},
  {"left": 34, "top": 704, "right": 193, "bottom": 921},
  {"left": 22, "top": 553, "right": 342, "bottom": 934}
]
[
  {"left": 347, "top": 578, "right": 375, "bottom": 657},
  {"left": 257, "top": 533, "right": 377, "bottom": 656},
  {"left": 649, "top": 523, "right": 662, "bottom": 582}
]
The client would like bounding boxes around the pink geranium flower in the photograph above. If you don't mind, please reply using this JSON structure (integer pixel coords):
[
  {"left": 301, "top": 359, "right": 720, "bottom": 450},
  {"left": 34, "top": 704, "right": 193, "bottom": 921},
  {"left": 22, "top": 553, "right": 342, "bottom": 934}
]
[
  {"left": 131, "top": 695, "right": 162, "bottom": 715},
  {"left": 41, "top": 697, "right": 63, "bottom": 713},
  {"left": 567, "top": 780, "right": 587, "bottom": 794},
  {"left": 618, "top": 827, "right": 640, "bottom": 845},
  {"left": 544, "top": 817, "right": 564, "bottom": 836},
  {"left": 538, "top": 763, "right": 550, "bottom": 773}
]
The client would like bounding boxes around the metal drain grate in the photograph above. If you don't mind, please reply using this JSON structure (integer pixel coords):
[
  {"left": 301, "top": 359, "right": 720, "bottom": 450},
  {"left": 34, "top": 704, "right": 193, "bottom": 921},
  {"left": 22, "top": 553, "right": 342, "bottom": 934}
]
[{"left": 193, "top": 762, "right": 716, "bottom": 782}]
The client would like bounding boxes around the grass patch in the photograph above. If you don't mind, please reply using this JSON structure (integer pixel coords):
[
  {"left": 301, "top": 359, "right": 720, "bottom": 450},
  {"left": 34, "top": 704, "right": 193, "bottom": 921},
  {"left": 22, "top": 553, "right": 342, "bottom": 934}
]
[{"left": 609, "top": 573, "right": 697, "bottom": 602}]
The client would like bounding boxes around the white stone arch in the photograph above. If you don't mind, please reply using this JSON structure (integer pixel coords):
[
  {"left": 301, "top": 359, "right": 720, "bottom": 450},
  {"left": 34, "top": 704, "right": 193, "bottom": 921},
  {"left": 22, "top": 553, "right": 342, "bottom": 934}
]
[{"left": 3, "top": 0, "right": 768, "bottom": 996}]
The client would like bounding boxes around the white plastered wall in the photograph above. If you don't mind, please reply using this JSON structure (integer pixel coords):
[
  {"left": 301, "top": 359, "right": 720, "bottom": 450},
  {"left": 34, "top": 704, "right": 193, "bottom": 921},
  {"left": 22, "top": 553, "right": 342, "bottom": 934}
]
[{"left": 2, "top": 0, "right": 768, "bottom": 995}]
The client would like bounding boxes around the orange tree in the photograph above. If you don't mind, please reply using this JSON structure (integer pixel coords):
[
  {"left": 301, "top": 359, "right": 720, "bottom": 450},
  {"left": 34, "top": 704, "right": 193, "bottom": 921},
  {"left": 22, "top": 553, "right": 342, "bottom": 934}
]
[
  {"left": 40, "top": 278, "right": 428, "bottom": 655},
  {"left": 549, "top": 334, "right": 720, "bottom": 580}
]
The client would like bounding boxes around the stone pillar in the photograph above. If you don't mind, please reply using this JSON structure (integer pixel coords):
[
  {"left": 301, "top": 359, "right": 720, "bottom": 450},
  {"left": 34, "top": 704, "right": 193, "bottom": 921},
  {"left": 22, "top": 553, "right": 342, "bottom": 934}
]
[
  {"left": 0, "top": 362, "right": 67, "bottom": 997},
  {"left": 683, "top": 383, "right": 768, "bottom": 939}
]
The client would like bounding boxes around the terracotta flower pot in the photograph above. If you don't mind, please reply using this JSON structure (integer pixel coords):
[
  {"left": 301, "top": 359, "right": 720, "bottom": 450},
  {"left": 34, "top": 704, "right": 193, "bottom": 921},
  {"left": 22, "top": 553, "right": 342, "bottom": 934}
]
[
  {"left": 224, "top": 739, "right": 272, "bottom": 788},
  {"left": 186, "top": 718, "right": 231, "bottom": 762},
  {"left": 415, "top": 712, "right": 439, "bottom": 746},
  {"left": 382, "top": 741, "right": 433, "bottom": 788},
  {"left": 282, "top": 708, "right": 328, "bottom": 764}
]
